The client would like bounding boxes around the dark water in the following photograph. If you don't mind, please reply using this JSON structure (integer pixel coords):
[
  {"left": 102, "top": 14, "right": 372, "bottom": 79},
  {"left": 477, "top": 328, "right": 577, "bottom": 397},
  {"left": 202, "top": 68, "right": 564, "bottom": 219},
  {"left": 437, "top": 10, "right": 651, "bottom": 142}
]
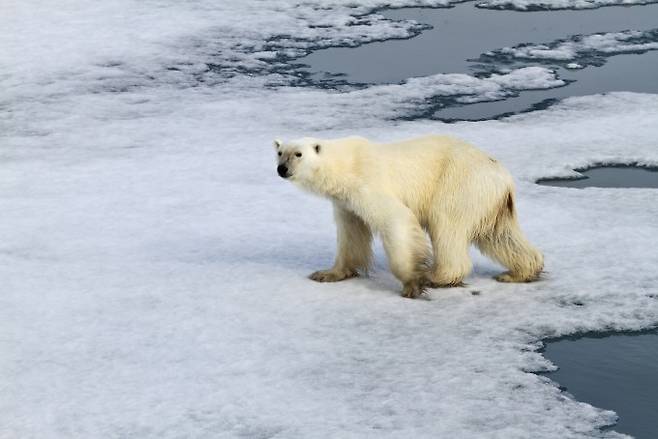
[
  {"left": 299, "top": 3, "right": 658, "bottom": 120},
  {"left": 436, "top": 51, "right": 658, "bottom": 120},
  {"left": 542, "top": 331, "right": 658, "bottom": 439},
  {"left": 537, "top": 165, "right": 658, "bottom": 188}
]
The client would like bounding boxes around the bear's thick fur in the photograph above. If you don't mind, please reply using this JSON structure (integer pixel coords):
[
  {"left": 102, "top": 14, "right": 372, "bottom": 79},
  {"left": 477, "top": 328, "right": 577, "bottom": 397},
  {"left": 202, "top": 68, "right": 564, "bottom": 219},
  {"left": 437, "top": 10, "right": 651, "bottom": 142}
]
[{"left": 274, "top": 135, "right": 543, "bottom": 298}]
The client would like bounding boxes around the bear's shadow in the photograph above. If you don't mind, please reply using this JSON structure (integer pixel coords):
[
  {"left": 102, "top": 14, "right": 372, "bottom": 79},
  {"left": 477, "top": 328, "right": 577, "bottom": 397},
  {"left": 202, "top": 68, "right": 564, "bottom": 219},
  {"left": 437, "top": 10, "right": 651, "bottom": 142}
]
[{"left": 176, "top": 237, "right": 526, "bottom": 295}]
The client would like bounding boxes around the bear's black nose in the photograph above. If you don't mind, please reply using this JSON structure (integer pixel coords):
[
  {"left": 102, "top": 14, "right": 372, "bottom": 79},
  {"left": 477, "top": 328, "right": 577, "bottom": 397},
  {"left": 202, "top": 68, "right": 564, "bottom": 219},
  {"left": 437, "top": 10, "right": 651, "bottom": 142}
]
[{"left": 277, "top": 164, "right": 289, "bottom": 178}]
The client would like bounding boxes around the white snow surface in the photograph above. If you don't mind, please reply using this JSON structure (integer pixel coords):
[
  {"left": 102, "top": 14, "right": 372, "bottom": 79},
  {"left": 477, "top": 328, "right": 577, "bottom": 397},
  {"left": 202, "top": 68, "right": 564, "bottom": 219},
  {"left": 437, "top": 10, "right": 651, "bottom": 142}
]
[
  {"left": 2, "top": 1, "right": 658, "bottom": 439},
  {"left": 476, "top": 0, "right": 658, "bottom": 10},
  {"left": 497, "top": 29, "right": 658, "bottom": 61}
]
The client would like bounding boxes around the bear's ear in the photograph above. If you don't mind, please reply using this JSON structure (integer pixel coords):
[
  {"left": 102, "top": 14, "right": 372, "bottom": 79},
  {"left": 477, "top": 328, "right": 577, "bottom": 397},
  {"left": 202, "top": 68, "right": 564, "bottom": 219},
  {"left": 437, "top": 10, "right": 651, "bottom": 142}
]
[
  {"left": 273, "top": 139, "right": 282, "bottom": 149},
  {"left": 314, "top": 143, "right": 321, "bottom": 154}
]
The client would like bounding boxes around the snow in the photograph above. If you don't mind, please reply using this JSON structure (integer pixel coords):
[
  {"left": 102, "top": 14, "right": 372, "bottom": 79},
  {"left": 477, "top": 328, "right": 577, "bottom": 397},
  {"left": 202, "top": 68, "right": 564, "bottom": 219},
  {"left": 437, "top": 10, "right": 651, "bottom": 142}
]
[
  {"left": 2, "top": 1, "right": 658, "bottom": 439},
  {"left": 2, "top": 0, "right": 465, "bottom": 102},
  {"left": 476, "top": 0, "right": 658, "bottom": 10},
  {"left": 492, "top": 29, "right": 658, "bottom": 65}
]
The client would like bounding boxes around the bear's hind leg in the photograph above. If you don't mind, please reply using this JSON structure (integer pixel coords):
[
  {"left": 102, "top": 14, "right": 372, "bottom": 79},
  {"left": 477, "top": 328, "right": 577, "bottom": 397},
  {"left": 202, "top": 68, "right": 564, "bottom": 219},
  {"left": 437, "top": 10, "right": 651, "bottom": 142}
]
[
  {"left": 309, "top": 204, "right": 372, "bottom": 283},
  {"left": 427, "top": 227, "right": 472, "bottom": 288},
  {"left": 476, "top": 206, "right": 543, "bottom": 283}
]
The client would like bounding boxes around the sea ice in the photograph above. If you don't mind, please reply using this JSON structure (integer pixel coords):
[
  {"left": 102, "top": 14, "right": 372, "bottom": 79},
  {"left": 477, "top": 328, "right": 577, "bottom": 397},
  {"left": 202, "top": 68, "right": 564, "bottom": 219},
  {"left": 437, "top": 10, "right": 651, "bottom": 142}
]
[
  {"left": 2, "top": 1, "right": 658, "bottom": 439},
  {"left": 476, "top": 0, "right": 658, "bottom": 10},
  {"left": 485, "top": 29, "right": 658, "bottom": 67}
]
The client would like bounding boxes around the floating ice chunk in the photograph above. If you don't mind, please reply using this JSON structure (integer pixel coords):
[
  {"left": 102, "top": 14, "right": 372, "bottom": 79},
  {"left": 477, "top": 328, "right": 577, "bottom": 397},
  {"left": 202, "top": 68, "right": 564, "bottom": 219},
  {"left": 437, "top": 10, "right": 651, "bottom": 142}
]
[
  {"left": 271, "top": 66, "right": 564, "bottom": 124},
  {"left": 480, "top": 29, "right": 658, "bottom": 67},
  {"left": 476, "top": 0, "right": 658, "bottom": 10}
]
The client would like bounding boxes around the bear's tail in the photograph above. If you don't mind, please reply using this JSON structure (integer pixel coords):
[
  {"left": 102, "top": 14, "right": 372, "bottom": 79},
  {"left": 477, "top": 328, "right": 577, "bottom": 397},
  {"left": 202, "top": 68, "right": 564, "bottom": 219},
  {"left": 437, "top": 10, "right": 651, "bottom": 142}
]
[{"left": 477, "top": 191, "right": 544, "bottom": 282}]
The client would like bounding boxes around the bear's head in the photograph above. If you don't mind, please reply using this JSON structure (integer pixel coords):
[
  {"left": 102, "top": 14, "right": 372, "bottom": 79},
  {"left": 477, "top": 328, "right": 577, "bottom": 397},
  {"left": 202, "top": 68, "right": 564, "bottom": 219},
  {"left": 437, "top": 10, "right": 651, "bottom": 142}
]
[{"left": 273, "top": 137, "right": 322, "bottom": 187}]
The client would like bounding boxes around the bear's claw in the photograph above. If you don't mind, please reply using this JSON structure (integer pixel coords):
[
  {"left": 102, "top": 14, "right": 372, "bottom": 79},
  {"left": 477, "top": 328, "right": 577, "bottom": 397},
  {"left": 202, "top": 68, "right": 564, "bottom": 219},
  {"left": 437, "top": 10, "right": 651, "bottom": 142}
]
[
  {"left": 309, "top": 269, "right": 358, "bottom": 283},
  {"left": 424, "top": 279, "right": 465, "bottom": 288},
  {"left": 401, "top": 281, "right": 427, "bottom": 299},
  {"left": 494, "top": 271, "right": 539, "bottom": 283}
]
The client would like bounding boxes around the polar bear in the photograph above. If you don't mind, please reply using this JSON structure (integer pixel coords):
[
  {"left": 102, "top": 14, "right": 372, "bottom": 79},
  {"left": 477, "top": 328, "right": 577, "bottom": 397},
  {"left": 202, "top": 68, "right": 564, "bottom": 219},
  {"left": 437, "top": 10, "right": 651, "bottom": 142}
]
[{"left": 274, "top": 135, "right": 543, "bottom": 298}]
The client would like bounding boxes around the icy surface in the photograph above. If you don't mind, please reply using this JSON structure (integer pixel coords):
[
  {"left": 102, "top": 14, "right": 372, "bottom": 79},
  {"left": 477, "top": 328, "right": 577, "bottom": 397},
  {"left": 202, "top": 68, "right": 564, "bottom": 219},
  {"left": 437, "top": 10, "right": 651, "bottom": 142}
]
[
  {"left": 2, "top": 1, "right": 658, "bottom": 439},
  {"left": 485, "top": 29, "right": 658, "bottom": 66},
  {"left": 476, "top": 0, "right": 658, "bottom": 10},
  {"left": 1, "top": 0, "right": 463, "bottom": 98},
  {"left": 273, "top": 66, "right": 565, "bottom": 122}
]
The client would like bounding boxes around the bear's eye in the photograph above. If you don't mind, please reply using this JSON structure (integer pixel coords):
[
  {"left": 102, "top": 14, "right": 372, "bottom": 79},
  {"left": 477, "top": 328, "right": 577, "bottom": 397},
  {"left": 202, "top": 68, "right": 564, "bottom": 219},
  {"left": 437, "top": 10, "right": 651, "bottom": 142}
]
[
  {"left": 295, "top": 152, "right": 302, "bottom": 158},
  {"left": 277, "top": 151, "right": 282, "bottom": 156}
]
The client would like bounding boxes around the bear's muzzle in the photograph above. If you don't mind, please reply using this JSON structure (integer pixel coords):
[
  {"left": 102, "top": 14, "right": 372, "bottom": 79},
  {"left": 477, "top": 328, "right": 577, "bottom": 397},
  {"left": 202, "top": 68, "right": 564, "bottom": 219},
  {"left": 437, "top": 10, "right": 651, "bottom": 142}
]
[{"left": 277, "top": 164, "right": 289, "bottom": 178}]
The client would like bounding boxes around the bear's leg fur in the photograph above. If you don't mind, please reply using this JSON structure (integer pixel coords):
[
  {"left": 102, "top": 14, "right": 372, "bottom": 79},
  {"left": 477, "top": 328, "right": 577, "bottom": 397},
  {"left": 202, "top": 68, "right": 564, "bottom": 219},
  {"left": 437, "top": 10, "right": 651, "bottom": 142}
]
[
  {"left": 427, "top": 226, "right": 472, "bottom": 288},
  {"left": 358, "top": 195, "right": 430, "bottom": 298},
  {"left": 476, "top": 195, "right": 544, "bottom": 282},
  {"left": 309, "top": 204, "right": 372, "bottom": 282}
]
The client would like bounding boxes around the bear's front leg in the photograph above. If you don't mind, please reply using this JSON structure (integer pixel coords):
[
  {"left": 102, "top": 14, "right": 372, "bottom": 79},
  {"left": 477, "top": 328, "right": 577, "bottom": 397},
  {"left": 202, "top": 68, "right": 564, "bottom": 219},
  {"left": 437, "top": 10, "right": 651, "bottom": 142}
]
[
  {"left": 361, "top": 194, "right": 431, "bottom": 298},
  {"left": 309, "top": 203, "right": 373, "bottom": 284},
  {"left": 401, "top": 280, "right": 425, "bottom": 299}
]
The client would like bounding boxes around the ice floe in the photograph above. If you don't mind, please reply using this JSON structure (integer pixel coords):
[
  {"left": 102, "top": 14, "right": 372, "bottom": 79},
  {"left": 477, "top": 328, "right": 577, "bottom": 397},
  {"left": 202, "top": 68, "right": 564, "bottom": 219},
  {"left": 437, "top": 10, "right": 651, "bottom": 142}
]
[
  {"left": 477, "top": 0, "right": 658, "bottom": 10},
  {"left": 2, "top": 1, "right": 658, "bottom": 438},
  {"left": 483, "top": 29, "right": 658, "bottom": 67}
]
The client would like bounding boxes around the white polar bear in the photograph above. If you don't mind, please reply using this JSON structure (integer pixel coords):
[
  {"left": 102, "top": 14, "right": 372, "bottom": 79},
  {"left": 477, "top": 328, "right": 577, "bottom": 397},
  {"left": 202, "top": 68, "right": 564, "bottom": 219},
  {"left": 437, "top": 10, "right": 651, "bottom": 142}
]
[{"left": 274, "top": 135, "right": 543, "bottom": 298}]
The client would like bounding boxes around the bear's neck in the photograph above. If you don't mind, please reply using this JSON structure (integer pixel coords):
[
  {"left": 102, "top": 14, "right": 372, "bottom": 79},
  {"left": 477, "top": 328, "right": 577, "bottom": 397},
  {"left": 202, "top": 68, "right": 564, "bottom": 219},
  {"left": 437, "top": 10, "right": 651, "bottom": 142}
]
[{"left": 309, "top": 160, "right": 360, "bottom": 202}]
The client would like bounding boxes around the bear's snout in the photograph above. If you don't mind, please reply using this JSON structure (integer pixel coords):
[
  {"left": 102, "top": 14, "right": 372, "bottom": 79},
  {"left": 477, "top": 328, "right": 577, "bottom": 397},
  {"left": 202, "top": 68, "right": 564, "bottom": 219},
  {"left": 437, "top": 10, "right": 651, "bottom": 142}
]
[{"left": 277, "top": 164, "right": 289, "bottom": 178}]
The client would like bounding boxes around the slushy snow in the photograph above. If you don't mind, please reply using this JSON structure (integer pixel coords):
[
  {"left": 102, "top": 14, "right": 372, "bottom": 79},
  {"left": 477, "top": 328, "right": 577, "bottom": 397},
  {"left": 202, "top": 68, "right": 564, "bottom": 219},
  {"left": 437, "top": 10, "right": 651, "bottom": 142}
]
[{"left": 2, "top": 1, "right": 658, "bottom": 439}]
